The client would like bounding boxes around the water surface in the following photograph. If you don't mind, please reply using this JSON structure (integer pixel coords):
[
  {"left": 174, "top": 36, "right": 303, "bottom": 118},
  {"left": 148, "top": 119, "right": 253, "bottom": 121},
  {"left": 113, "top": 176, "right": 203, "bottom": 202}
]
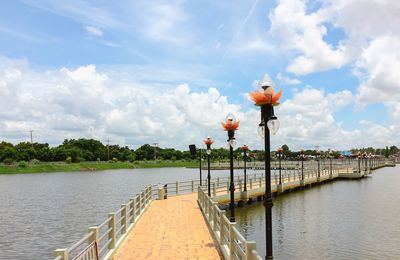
[{"left": 235, "top": 166, "right": 400, "bottom": 259}]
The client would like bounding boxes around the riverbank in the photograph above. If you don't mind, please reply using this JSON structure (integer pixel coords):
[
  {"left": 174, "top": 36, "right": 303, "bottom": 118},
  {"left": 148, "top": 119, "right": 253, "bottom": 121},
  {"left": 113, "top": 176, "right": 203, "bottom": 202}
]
[{"left": 0, "top": 160, "right": 198, "bottom": 174}]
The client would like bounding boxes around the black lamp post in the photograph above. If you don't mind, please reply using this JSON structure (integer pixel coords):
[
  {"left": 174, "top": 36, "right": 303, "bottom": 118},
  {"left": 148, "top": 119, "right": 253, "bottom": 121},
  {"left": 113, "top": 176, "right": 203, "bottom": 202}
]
[
  {"left": 204, "top": 136, "right": 214, "bottom": 196},
  {"left": 363, "top": 152, "right": 367, "bottom": 173},
  {"left": 300, "top": 149, "right": 305, "bottom": 181},
  {"left": 357, "top": 151, "right": 361, "bottom": 173},
  {"left": 329, "top": 149, "right": 333, "bottom": 178},
  {"left": 199, "top": 149, "right": 203, "bottom": 186},
  {"left": 277, "top": 147, "right": 283, "bottom": 185},
  {"left": 316, "top": 148, "right": 321, "bottom": 180},
  {"left": 242, "top": 145, "right": 249, "bottom": 192},
  {"left": 250, "top": 74, "right": 282, "bottom": 260},
  {"left": 222, "top": 113, "right": 239, "bottom": 222}
]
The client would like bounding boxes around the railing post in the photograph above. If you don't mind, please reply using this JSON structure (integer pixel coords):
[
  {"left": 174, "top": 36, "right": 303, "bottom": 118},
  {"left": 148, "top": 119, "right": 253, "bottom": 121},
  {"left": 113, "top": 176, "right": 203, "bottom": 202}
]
[
  {"left": 213, "top": 183, "right": 216, "bottom": 196},
  {"left": 137, "top": 195, "right": 141, "bottom": 215},
  {"left": 217, "top": 177, "right": 220, "bottom": 187},
  {"left": 176, "top": 181, "right": 179, "bottom": 195},
  {"left": 141, "top": 191, "right": 145, "bottom": 210},
  {"left": 250, "top": 178, "right": 253, "bottom": 189},
  {"left": 89, "top": 226, "right": 99, "bottom": 253},
  {"left": 229, "top": 222, "right": 237, "bottom": 260},
  {"left": 108, "top": 212, "right": 116, "bottom": 249},
  {"left": 192, "top": 180, "right": 195, "bottom": 192},
  {"left": 238, "top": 179, "right": 242, "bottom": 192},
  {"left": 245, "top": 241, "right": 257, "bottom": 260},
  {"left": 212, "top": 202, "right": 218, "bottom": 231},
  {"left": 227, "top": 181, "right": 229, "bottom": 194},
  {"left": 121, "top": 204, "right": 128, "bottom": 234},
  {"left": 220, "top": 211, "right": 226, "bottom": 245},
  {"left": 54, "top": 249, "right": 68, "bottom": 260},
  {"left": 130, "top": 198, "right": 136, "bottom": 223},
  {"left": 259, "top": 177, "right": 262, "bottom": 188}
]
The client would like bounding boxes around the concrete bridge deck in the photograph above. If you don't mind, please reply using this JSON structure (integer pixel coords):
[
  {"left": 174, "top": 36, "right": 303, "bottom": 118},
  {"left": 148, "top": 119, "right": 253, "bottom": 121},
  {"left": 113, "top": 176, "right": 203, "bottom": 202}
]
[{"left": 113, "top": 193, "right": 220, "bottom": 260}]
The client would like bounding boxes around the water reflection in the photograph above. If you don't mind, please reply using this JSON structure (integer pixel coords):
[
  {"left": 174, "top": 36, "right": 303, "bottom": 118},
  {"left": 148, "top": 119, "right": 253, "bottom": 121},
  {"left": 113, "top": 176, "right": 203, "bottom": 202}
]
[{"left": 234, "top": 166, "right": 400, "bottom": 259}]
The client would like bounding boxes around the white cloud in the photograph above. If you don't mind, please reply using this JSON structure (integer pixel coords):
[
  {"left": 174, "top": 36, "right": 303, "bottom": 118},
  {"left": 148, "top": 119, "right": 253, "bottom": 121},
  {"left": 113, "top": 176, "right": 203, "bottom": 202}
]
[
  {"left": 269, "top": 0, "right": 348, "bottom": 75},
  {"left": 84, "top": 25, "right": 103, "bottom": 36},
  {"left": 0, "top": 57, "right": 397, "bottom": 150},
  {"left": 276, "top": 73, "right": 301, "bottom": 85}
]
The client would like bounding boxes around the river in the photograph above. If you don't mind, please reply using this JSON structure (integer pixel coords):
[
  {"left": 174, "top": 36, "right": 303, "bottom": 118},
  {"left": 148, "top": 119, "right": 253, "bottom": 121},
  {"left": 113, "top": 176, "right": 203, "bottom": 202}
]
[
  {"left": 1, "top": 166, "right": 398, "bottom": 259},
  {"left": 0, "top": 167, "right": 234, "bottom": 260},
  {"left": 234, "top": 165, "right": 400, "bottom": 259}
]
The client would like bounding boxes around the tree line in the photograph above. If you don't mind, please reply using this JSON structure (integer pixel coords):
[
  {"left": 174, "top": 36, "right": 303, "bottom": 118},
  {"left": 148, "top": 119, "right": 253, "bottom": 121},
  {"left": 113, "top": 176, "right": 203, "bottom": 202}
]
[{"left": 0, "top": 138, "right": 397, "bottom": 164}]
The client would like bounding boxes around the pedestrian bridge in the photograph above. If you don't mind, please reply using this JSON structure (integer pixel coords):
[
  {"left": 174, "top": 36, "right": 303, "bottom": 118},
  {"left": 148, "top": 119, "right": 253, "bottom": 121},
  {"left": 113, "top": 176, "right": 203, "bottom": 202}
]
[{"left": 53, "top": 159, "right": 393, "bottom": 260}]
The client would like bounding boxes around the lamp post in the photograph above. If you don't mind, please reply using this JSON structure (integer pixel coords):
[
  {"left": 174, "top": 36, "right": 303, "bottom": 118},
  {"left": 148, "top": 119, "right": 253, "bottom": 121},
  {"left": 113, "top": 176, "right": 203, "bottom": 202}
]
[
  {"left": 204, "top": 136, "right": 214, "bottom": 196},
  {"left": 316, "top": 147, "right": 321, "bottom": 181},
  {"left": 277, "top": 147, "right": 283, "bottom": 185},
  {"left": 363, "top": 152, "right": 367, "bottom": 173},
  {"left": 300, "top": 149, "right": 305, "bottom": 183},
  {"left": 329, "top": 149, "right": 333, "bottom": 178},
  {"left": 249, "top": 73, "right": 282, "bottom": 260},
  {"left": 357, "top": 151, "right": 361, "bottom": 173},
  {"left": 242, "top": 145, "right": 249, "bottom": 192},
  {"left": 199, "top": 148, "right": 203, "bottom": 186},
  {"left": 222, "top": 113, "right": 239, "bottom": 222}
]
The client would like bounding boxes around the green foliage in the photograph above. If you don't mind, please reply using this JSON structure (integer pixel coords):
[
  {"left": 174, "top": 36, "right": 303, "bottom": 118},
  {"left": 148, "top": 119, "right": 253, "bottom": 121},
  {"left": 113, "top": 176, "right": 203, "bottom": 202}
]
[
  {"left": 3, "top": 158, "right": 13, "bottom": 165},
  {"left": 18, "top": 161, "right": 28, "bottom": 168},
  {"left": 30, "top": 159, "right": 40, "bottom": 164},
  {"left": 66, "top": 156, "right": 72, "bottom": 164}
]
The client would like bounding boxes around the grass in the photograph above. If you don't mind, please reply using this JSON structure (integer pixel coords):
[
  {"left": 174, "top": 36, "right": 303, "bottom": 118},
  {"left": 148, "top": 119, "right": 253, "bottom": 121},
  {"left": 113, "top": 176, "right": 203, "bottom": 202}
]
[{"left": 0, "top": 160, "right": 198, "bottom": 174}]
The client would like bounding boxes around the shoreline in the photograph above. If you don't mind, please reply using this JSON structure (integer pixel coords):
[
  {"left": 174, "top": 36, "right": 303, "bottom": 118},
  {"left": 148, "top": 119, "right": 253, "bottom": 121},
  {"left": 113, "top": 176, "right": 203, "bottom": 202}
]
[{"left": 0, "top": 161, "right": 198, "bottom": 174}]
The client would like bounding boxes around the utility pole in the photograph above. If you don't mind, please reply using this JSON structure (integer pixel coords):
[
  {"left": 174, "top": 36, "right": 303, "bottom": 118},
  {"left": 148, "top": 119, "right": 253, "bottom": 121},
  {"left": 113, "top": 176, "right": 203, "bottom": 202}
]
[{"left": 152, "top": 143, "right": 159, "bottom": 160}]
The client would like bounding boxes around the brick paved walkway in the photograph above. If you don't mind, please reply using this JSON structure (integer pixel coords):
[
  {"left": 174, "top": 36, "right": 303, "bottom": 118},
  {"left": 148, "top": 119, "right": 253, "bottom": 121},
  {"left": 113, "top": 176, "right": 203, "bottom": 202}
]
[{"left": 113, "top": 193, "right": 221, "bottom": 260}]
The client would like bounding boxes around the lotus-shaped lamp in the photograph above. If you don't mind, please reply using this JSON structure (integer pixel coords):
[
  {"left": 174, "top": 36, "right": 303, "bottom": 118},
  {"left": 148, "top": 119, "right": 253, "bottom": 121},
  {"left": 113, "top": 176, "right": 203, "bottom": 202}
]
[
  {"left": 242, "top": 144, "right": 249, "bottom": 151},
  {"left": 221, "top": 112, "right": 239, "bottom": 131}
]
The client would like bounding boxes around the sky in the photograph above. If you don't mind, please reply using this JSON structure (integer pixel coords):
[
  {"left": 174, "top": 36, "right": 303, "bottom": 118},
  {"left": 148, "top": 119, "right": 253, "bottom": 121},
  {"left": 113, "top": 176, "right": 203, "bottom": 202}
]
[{"left": 0, "top": 0, "right": 399, "bottom": 151}]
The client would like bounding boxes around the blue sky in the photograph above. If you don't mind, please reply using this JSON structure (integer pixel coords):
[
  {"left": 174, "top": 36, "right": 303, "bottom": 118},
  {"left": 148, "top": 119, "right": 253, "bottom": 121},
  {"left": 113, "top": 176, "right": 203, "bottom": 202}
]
[{"left": 0, "top": 0, "right": 399, "bottom": 150}]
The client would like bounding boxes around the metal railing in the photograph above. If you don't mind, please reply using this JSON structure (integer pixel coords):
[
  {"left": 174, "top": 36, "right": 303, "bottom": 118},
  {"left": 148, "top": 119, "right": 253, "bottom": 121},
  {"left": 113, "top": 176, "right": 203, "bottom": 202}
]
[
  {"left": 198, "top": 187, "right": 262, "bottom": 260},
  {"left": 54, "top": 185, "right": 152, "bottom": 260}
]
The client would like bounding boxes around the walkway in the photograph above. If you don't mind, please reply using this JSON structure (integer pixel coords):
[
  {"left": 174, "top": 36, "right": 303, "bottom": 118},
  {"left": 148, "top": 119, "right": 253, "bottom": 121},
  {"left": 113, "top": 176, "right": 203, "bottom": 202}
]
[{"left": 113, "top": 193, "right": 220, "bottom": 260}]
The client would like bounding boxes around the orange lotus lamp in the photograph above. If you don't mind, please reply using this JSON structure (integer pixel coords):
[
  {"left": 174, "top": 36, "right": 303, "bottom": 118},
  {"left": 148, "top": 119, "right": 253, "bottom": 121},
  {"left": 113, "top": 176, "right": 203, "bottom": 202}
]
[
  {"left": 222, "top": 112, "right": 239, "bottom": 222},
  {"left": 248, "top": 73, "right": 284, "bottom": 259}
]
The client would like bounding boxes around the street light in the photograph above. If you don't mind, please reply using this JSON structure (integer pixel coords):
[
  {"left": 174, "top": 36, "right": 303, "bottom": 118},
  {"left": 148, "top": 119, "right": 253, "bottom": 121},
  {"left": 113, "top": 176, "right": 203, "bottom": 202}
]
[
  {"left": 249, "top": 73, "right": 283, "bottom": 260},
  {"left": 363, "top": 152, "right": 367, "bottom": 173},
  {"left": 357, "top": 151, "right": 361, "bottom": 173},
  {"left": 277, "top": 147, "right": 283, "bottom": 186},
  {"left": 204, "top": 136, "right": 214, "bottom": 196},
  {"left": 316, "top": 147, "right": 321, "bottom": 181},
  {"left": 299, "top": 149, "right": 305, "bottom": 183},
  {"left": 329, "top": 149, "right": 333, "bottom": 178},
  {"left": 222, "top": 112, "right": 239, "bottom": 222},
  {"left": 242, "top": 145, "right": 249, "bottom": 192}
]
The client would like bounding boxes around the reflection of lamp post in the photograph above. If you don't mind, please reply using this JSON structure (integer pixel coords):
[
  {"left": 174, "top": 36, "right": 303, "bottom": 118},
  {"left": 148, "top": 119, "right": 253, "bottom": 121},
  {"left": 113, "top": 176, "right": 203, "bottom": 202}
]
[
  {"left": 277, "top": 147, "right": 283, "bottom": 185},
  {"left": 242, "top": 145, "right": 249, "bottom": 192},
  {"left": 204, "top": 136, "right": 214, "bottom": 196},
  {"left": 249, "top": 73, "right": 282, "bottom": 260},
  {"left": 222, "top": 113, "right": 239, "bottom": 222}
]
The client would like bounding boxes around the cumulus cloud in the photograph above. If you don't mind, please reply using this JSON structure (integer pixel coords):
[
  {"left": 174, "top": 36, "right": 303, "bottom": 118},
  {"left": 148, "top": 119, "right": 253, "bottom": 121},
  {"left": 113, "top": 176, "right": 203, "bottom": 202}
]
[
  {"left": 0, "top": 57, "right": 397, "bottom": 150},
  {"left": 269, "top": 0, "right": 348, "bottom": 75}
]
